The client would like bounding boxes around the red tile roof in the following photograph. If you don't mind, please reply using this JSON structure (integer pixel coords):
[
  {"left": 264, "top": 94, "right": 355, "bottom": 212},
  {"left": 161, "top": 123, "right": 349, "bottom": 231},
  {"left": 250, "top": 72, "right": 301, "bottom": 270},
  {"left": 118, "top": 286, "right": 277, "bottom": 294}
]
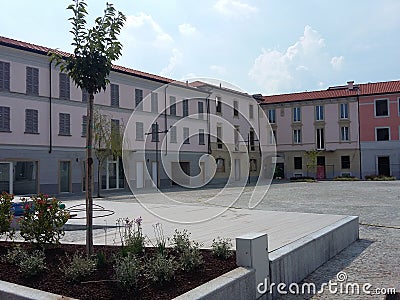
[
  {"left": 0, "top": 36, "right": 173, "bottom": 84},
  {"left": 261, "top": 80, "right": 400, "bottom": 104}
]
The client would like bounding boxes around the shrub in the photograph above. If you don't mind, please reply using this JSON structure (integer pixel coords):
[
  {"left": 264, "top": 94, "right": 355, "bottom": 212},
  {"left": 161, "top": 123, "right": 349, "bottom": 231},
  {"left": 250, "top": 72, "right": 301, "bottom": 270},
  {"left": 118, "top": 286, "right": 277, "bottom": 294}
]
[
  {"left": 18, "top": 250, "right": 47, "bottom": 277},
  {"left": 179, "top": 242, "right": 203, "bottom": 271},
  {"left": 365, "top": 174, "right": 396, "bottom": 181},
  {"left": 0, "top": 192, "right": 14, "bottom": 240},
  {"left": 334, "top": 175, "right": 360, "bottom": 181},
  {"left": 170, "top": 229, "right": 191, "bottom": 253},
  {"left": 96, "top": 251, "right": 107, "bottom": 268},
  {"left": 61, "top": 252, "right": 96, "bottom": 282},
  {"left": 117, "top": 217, "right": 145, "bottom": 256},
  {"left": 19, "top": 194, "right": 70, "bottom": 246},
  {"left": 3, "top": 245, "right": 26, "bottom": 265},
  {"left": 114, "top": 254, "right": 141, "bottom": 291},
  {"left": 212, "top": 237, "right": 233, "bottom": 260},
  {"left": 153, "top": 223, "right": 167, "bottom": 256},
  {"left": 290, "top": 176, "right": 316, "bottom": 182},
  {"left": 146, "top": 253, "right": 177, "bottom": 285}
]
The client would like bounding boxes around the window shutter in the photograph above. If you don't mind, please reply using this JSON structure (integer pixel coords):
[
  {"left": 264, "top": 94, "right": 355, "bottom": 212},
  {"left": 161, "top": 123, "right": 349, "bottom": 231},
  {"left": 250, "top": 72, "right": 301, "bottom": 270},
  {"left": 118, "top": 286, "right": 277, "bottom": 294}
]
[
  {"left": 82, "top": 115, "right": 87, "bottom": 137},
  {"left": 33, "top": 68, "right": 39, "bottom": 95},
  {"left": 0, "top": 106, "right": 10, "bottom": 131},
  {"left": 0, "top": 61, "right": 10, "bottom": 91}
]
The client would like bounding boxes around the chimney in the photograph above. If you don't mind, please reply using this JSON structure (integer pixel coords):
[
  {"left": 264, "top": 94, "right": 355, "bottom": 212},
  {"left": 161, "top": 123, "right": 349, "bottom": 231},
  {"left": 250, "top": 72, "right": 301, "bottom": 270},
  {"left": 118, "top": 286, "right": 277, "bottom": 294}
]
[{"left": 347, "top": 81, "right": 354, "bottom": 90}]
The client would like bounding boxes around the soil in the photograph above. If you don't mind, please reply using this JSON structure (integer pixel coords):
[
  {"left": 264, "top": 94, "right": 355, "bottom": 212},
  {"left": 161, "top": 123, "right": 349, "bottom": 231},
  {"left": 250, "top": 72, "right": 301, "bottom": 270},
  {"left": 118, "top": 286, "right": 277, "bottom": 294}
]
[{"left": 0, "top": 242, "right": 236, "bottom": 300}]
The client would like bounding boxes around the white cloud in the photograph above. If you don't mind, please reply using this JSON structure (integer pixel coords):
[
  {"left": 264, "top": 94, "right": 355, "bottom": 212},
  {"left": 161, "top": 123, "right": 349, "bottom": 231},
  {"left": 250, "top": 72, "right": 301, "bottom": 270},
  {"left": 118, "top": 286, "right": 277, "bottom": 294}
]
[
  {"left": 160, "top": 48, "right": 183, "bottom": 77},
  {"left": 178, "top": 23, "right": 197, "bottom": 36},
  {"left": 125, "top": 13, "right": 173, "bottom": 45},
  {"left": 210, "top": 65, "right": 227, "bottom": 75},
  {"left": 214, "top": 0, "right": 257, "bottom": 18},
  {"left": 331, "top": 56, "right": 344, "bottom": 70},
  {"left": 249, "top": 25, "right": 340, "bottom": 94}
]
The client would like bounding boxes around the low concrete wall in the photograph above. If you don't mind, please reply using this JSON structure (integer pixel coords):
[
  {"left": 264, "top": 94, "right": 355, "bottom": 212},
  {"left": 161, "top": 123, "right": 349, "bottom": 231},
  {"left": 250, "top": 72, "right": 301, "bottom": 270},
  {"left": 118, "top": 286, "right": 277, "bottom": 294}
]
[
  {"left": 0, "top": 279, "right": 77, "bottom": 300},
  {"left": 174, "top": 267, "right": 255, "bottom": 300},
  {"left": 267, "top": 216, "right": 359, "bottom": 298}
]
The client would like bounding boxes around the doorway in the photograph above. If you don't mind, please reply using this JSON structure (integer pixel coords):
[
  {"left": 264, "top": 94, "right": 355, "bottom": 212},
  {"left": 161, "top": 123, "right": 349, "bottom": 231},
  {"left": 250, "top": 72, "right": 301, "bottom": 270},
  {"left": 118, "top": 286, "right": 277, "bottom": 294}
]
[
  {"left": 136, "top": 161, "right": 144, "bottom": 188},
  {"left": 316, "top": 156, "right": 325, "bottom": 180},
  {"left": 377, "top": 156, "right": 390, "bottom": 176},
  {"left": 59, "top": 161, "right": 71, "bottom": 193},
  {"left": 0, "top": 162, "right": 12, "bottom": 193}
]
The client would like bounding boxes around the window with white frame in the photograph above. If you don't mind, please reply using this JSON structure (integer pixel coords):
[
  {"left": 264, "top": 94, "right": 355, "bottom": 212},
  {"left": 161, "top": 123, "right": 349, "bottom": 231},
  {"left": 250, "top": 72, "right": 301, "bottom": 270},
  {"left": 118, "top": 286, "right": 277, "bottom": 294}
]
[
  {"left": 249, "top": 104, "right": 254, "bottom": 119},
  {"left": 26, "top": 66, "right": 39, "bottom": 95},
  {"left": 315, "top": 105, "right": 324, "bottom": 121},
  {"left": 267, "top": 109, "right": 276, "bottom": 124},
  {"left": 199, "top": 129, "right": 205, "bottom": 145},
  {"left": 0, "top": 61, "right": 10, "bottom": 91},
  {"left": 293, "top": 129, "right": 301, "bottom": 144},
  {"left": 340, "top": 126, "right": 349, "bottom": 141},
  {"left": 0, "top": 106, "right": 10, "bottom": 132},
  {"left": 217, "top": 125, "right": 223, "bottom": 149},
  {"left": 170, "top": 126, "right": 177, "bottom": 143},
  {"left": 151, "top": 92, "right": 158, "bottom": 113},
  {"left": 135, "top": 122, "right": 144, "bottom": 141},
  {"left": 183, "top": 127, "right": 190, "bottom": 144},
  {"left": 340, "top": 103, "right": 349, "bottom": 119},
  {"left": 375, "top": 99, "right": 389, "bottom": 117},
  {"left": 316, "top": 128, "right": 325, "bottom": 149},
  {"left": 233, "top": 100, "right": 239, "bottom": 117},
  {"left": 25, "top": 109, "right": 38, "bottom": 134},
  {"left": 183, "top": 99, "right": 189, "bottom": 117},
  {"left": 110, "top": 84, "right": 119, "bottom": 107},
  {"left": 170, "top": 96, "right": 176, "bottom": 116},
  {"left": 151, "top": 123, "right": 159, "bottom": 142},
  {"left": 198, "top": 101, "right": 204, "bottom": 119},
  {"left": 59, "top": 113, "right": 70, "bottom": 136},
  {"left": 59, "top": 73, "right": 70, "bottom": 100},
  {"left": 376, "top": 127, "right": 390, "bottom": 141},
  {"left": 135, "top": 88, "right": 143, "bottom": 110},
  {"left": 293, "top": 107, "right": 301, "bottom": 122}
]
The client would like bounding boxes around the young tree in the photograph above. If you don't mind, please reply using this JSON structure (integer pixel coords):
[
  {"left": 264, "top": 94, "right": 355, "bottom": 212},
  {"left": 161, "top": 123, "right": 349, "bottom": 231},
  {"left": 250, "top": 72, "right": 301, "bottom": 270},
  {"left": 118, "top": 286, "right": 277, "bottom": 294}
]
[{"left": 49, "top": 0, "right": 125, "bottom": 255}]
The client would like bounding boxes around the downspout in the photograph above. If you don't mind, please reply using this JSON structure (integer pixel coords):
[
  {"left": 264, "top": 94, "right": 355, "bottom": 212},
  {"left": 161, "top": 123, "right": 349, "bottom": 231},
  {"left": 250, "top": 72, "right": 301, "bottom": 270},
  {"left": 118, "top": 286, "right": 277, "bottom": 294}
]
[
  {"left": 207, "top": 95, "right": 211, "bottom": 154},
  {"left": 164, "top": 85, "right": 168, "bottom": 155},
  {"left": 48, "top": 61, "right": 52, "bottom": 154},
  {"left": 357, "top": 90, "right": 362, "bottom": 179}
]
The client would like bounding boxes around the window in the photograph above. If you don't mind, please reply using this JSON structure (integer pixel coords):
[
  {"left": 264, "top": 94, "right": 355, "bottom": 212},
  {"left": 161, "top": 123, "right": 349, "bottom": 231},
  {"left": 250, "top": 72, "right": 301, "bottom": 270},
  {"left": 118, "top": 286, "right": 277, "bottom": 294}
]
[
  {"left": 293, "top": 107, "right": 301, "bottom": 122},
  {"left": 151, "top": 92, "right": 158, "bottom": 112},
  {"left": 250, "top": 159, "right": 257, "bottom": 171},
  {"left": 135, "top": 122, "right": 144, "bottom": 141},
  {"left": 293, "top": 129, "right": 301, "bottom": 144},
  {"left": 25, "top": 109, "right": 38, "bottom": 134},
  {"left": 249, "top": 104, "right": 254, "bottom": 119},
  {"left": 250, "top": 129, "right": 255, "bottom": 151},
  {"left": 340, "top": 126, "right": 349, "bottom": 141},
  {"left": 151, "top": 123, "right": 159, "bottom": 142},
  {"left": 341, "top": 156, "right": 350, "bottom": 169},
  {"left": 111, "top": 119, "right": 120, "bottom": 138},
  {"left": 216, "top": 96, "right": 222, "bottom": 113},
  {"left": 26, "top": 66, "right": 39, "bottom": 95},
  {"left": 268, "top": 109, "right": 276, "bottom": 124},
  {"left": 217, "top": 125, "right": 223, "bottom": 149},
  {"left": 170, "top": 96, "right": 176, "bottom": 116},
  {"left": 183, "top": 127, "right": 189, "bottom": 144},
  {"left": 198, "top": 101, "right": 204, "bottom": 119},
  {"left": 59, "top": 73, "right": 70, "bottom": 100},
  {"left": 82, "top": 115, "right": 87, "bottom": 137},
  {"left": 340, "top": 103, "right": 349, "bottom": 119},
  {"left": 316, "top": 128, "right": 325, "bottom": 149},
  {"left": 59, "top": 113, "right": 70, "bottom": 136},
  {"left": 82, "top": 89, "right": 89, "bottom": 103},
  {"left": 375, "top": 99, "right": 389, "bottom": 117},
  {"left": 376, "top": 127, "right": 390, "bottom": 141},
  {"left": 183, "top": 99, "right": 189, "bottom": 117},
  {"left": 199, "top": 129, "right": 205, "bottom": 145},
  {"left": 135, "top": 89, "right": 143, "bottom": 110},
  {"left": 234, "top": 126, "right": 240, "bottom": 150},
  {"left": 170, "top": 126, "right": 177, "bottom": 143},
  {"left": 0, "top": 61, "right": 10, "bottom": 91},
  {"left": 111, "top": 84, "right": 119, "bottom": 107},
  {"left": 216, "top": 158, "right": 225, "bottom": 172},
  {"left": 315, "top": 105, "right": 324, "bottom": 121},
  {"left": 0, "top": 106, "right": 10, "bottom": 132},
  {"left": 294, "top": 157, "right": 302, "bottom": 170},
  {"left": 233, "top": 101, "right": 239, "bottom": 117}
]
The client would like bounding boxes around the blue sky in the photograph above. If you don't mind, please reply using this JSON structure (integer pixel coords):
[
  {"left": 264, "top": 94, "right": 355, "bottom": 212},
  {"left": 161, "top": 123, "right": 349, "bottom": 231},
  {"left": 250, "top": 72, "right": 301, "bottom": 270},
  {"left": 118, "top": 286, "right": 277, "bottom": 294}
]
[{"left": 1, "top": 0, "right": 399, "bottom": 95}]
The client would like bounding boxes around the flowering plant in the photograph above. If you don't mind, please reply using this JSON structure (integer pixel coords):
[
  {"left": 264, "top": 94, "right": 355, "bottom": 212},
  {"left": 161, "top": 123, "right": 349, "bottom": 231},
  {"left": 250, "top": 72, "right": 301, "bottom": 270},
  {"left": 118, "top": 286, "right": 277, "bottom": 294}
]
[
  {"left": 117, "top": 216, "right": 145, "bottom": 256},
  {"left": 0, "top": 192, "right": 14, "bottom": 240},
  {"left": 20, "top": 193, "right": 70, "bottom": 246}
]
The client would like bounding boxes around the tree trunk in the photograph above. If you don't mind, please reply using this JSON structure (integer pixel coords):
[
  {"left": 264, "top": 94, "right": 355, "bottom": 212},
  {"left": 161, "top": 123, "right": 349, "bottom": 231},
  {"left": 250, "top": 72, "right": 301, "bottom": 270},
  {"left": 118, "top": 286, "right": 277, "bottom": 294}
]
[{"left": 85, "top": 93, "right": 94, "bottom": 256}]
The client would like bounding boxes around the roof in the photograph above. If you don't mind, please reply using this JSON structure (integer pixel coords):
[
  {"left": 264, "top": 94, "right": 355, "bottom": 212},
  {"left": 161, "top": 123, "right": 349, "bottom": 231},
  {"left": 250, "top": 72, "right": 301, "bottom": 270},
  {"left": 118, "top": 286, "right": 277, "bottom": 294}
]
[
  {"left": 0, "top": 35, "right": 173, "bottom": 84},
  {"left": 261, "top": 80, "right": 400, "bottom": 104},
  {"left": 189, "top": 80, "right": 250, "bottom": 97}
]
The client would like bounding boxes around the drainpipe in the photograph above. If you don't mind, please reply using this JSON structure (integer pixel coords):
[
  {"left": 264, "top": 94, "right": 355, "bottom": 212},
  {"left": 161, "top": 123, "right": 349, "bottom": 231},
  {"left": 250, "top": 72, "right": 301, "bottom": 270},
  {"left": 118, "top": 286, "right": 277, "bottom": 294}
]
[
  {"left": 48, "top": 61, "right": 52, "bottom": 154},
  {"left": 207, "top": 95, "right": 211, "bottom": 154},
  {"left": 357, "top": 90, "right": 362, "bottom": 179},
  {"left": 164, "top": 85, "right": 168, "bottom": 155}
]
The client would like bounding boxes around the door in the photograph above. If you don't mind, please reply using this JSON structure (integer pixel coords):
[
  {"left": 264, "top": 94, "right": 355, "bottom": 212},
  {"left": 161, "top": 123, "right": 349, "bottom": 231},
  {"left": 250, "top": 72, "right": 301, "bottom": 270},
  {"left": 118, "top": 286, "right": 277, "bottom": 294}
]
[
  {"left": 0, "top": 162, "right": 12, "bottom": 194},
  {"left": 378, "top": 156, "right": 390, "bottom": 176},
  {"left": 316, "top": 156, "right": 325, "bottom": 180},
  {"left": 108, "top": 161, "right": 117, "bottom": 189},
  {"left": 59, "top": 161, "right": 71, "bottom": 193},
  {"left": 136, "top": 162, "right": 144, "bottom": 188},
  {"left": 235, "top": 159, "right": 241, "bottom": 181},
  {"left": 151, "top": 161, "right": 158, "bottom": 187}
]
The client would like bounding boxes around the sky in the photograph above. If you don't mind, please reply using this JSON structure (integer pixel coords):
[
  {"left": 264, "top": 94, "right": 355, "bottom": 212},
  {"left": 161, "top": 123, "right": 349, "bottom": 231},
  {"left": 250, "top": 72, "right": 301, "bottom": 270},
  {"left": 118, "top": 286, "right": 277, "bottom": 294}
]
[{"left": 1, "top": 0, "right": 399, "bottom": 95}]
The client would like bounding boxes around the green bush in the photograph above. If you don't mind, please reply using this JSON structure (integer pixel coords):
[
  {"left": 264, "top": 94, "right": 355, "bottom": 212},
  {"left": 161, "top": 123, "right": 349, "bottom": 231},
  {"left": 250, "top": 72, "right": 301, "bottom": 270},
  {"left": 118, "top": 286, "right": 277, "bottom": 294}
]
[
  {"left": 19, "top": 194, "right": 70, "bottom": 246},
  {"left": 61, "top": 252, "right": 96, "bottom": 282},
  {"left": 3, "top": 245, "right": 26, "bottom": 265},
  {"left": 0, "top": 192, "right": 14, "bottom": 240},
  {"left": 179, "top": 242, "right": 203, "bottom": 271},
  {"left": 146, "top": 253, "right": 177, "bottom": 285},
  {"left": 117, "top": 217, "right": 145, "bottom": 257},
  {"left": 334, "top": 176, "right": 360, "bottom": 181},
  {"left": 211, "top": 237, "right": 233, "bottom": 260},
  {"left": 18, "top": 250, "right": 47, "bottom": 277},
  {"left": 114, "top": 254, "right": 141, "bottom": 291},
  {"left": 365, "top": 174, "right": 396, "bottom": 181},
  {"left": 170, "top": 229, "right": 191, "bottom": 253}
]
